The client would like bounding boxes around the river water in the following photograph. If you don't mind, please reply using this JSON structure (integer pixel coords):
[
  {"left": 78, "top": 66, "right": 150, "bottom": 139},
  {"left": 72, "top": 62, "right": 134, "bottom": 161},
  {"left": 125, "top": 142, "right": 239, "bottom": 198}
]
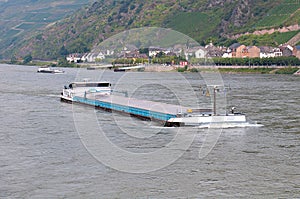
[{"left": 0, "top": 64, "right": 299, "bottom": 198}]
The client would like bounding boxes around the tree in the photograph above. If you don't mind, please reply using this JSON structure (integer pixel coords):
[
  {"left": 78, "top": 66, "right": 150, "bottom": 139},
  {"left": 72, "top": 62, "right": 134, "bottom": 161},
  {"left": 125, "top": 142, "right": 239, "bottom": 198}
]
[
  {"left": 59, "top": 46, "right": 69, "bottom": 56},
  {"left": 23, "top": 54, "right": 32, "bottom": 64},
  {"left": 10, "top": 55, "right": 17, "bottom": 64},
  {"left": 156, "top": 51, "right": 165, "bottom": 58},
  {"left": 139, "top": 48, "right": 149, "bottom": 55}
]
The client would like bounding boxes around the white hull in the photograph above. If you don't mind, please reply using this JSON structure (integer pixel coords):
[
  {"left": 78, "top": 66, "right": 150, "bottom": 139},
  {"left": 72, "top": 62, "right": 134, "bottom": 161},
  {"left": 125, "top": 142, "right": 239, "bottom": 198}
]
[
  {"left": 167, "top": 114, "right": 247, "bottom": 126},
  {"left": 37, "top": 67, "right": 64, "bottom": 73},
  {"left": 60, "top": 95, "right": 73, "bottom": 103}
]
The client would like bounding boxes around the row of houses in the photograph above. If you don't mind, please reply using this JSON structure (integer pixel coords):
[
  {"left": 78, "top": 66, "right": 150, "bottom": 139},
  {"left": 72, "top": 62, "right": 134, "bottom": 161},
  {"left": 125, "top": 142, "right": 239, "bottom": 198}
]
[
  {"left": 66, "top": 43, "right": 300, "bottom": 63},
  {"left": 187, "top": 43, "right": 297, "bottom": 59},
  {"left": 222, "top": 43, "right": 294, "bottom": 58},
  {"left": 66, "top": 50, "right": 114, "bottom": 63}
]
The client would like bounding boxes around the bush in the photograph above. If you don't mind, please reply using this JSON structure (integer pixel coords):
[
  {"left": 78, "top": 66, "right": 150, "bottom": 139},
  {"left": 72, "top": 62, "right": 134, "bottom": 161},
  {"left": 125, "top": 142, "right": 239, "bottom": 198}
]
[
  {"left": 23, "top": 54, "right": 32, "bottom": 64},
  {"left": 275, "top": 67, "right": 299, "bottom": 74},
  {"left": 177, "top": 67, "right": 186, "bottom": 72},
  {"left": 189, "top": 68, "right": 199, "bottom": 72},
  {"left": 212, "top": 57, "right": 300, "bottom": 66}
]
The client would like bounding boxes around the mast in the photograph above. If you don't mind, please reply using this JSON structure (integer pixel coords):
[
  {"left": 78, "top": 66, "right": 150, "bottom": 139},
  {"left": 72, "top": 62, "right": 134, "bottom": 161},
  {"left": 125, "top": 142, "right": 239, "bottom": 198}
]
[
  {"left": 201, "top": 85, "right": 224, "bottom": 116},
  {"left": 213, "top": 86, "right": 217, "bottom": 115}
]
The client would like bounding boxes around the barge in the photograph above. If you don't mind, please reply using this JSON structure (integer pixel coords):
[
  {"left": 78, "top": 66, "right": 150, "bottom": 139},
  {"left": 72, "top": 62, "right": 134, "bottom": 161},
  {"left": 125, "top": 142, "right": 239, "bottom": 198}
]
[
  {"left": 37, "top": 67, "right": 64, "bottom": 74},
  {"left": 61, "top": 81, "right": 250, "bottom": 127}
]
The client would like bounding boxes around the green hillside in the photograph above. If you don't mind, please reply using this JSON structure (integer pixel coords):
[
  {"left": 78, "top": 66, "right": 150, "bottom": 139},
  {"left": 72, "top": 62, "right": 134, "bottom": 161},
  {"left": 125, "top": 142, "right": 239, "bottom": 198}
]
[
  {"left": 235, "top": 31, "right": 300, "bottom": 46},
  {"left": 255, "top": 0, "right": 300, "bottom": 28},
  {"left": 1, "top": 0, "right": 299, "bottom": 60},
  {"left": 0, "top": 0, "right": 93, "bottom": 59},
  {"left": 165, "top": 12, "right": 221, "bottom": 43}
]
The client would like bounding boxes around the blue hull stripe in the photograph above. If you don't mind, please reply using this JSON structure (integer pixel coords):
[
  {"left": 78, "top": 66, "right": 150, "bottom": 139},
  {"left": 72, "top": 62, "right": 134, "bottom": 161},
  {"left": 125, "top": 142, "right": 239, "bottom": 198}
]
[{"left": 73, "top": 96, "right": 176, "bottom": 121}]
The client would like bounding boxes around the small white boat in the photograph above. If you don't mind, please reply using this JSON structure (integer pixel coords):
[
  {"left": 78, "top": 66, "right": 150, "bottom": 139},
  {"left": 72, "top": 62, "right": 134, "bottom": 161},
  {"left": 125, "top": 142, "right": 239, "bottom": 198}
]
[
  {"left": 61, "top": 81, "right": 112, "bottom": 103},
  {"left": 37, "top": 67, "right": 64, "bottom": 74}
]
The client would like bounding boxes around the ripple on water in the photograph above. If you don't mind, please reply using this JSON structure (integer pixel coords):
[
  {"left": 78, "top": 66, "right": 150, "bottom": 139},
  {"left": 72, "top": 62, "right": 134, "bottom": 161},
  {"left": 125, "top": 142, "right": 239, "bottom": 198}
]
[{"left": 0, "top": 65, "right": 299, "bottom": 198}]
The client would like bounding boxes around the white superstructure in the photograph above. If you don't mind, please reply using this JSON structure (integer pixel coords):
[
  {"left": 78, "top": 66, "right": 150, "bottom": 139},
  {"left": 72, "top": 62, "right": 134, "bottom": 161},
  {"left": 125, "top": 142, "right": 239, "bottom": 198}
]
[
  {"left": 167, "top": 112, "right": 247, "bottom": 127},
  {"left": 61, "top": 81, "right": 112, "bottom": 102},
  {"left": 37, "top": 67, "right": 64, "bottom": 73},
  {"left": 165, "top": 85, "right": 251, "bottom": 127}
]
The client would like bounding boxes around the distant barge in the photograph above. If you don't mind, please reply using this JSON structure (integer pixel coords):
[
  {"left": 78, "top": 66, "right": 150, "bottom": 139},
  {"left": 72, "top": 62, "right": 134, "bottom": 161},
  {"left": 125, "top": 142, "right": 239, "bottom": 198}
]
[
  {"left": 61, "top": 81, "right": 248, "bottom": 127},
  {"left": 37, "top": 67, "right": 64, "bottom": 74}
]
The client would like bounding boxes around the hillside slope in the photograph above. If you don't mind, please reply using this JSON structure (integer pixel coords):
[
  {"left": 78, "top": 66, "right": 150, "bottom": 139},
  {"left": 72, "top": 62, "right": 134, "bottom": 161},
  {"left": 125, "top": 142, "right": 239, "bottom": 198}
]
[
  {"left": 0, "top": 0, "right": 93, "bottom": 59},
  {"left": 3, "top": 0, "right": 300, "bottom": 60}
]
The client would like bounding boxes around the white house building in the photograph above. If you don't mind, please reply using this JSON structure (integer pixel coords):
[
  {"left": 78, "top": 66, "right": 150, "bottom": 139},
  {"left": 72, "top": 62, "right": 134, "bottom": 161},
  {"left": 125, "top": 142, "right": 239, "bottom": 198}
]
[
  {"left": 185, "top": 47, "right": 206, "bottom": 60},
  {"left": 260, "top": 46, "right": 282, "bottom": 58},
  {"left": 148, "top": 46, "right": 172, "bottom": 57},
  {"left": 222, "top": 48, "right": 232, "bottom": 58},
  {"left": 66, "top": 53, "right": 82, "bottom": 63}
]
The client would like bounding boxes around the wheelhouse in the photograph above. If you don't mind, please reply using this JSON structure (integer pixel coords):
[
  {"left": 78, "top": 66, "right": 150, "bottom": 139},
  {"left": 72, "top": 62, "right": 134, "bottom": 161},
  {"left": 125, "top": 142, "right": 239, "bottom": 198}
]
[{"left": 68, "top": 82, "right": 111, "bottom": 89}]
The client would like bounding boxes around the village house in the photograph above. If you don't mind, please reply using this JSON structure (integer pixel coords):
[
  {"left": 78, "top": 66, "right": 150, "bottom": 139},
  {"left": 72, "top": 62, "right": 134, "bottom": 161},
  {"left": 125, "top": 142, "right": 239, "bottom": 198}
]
[
  {"left": 237, "top": 45, "right": 260, "bottom": 58},
  {"left": 260, "top": 46, "right": 282, "bottom": 58},
  {"left": 228, "top": 43, "right": 260, "bottom": 58},
  {"left": 272, "top": 47, "right": 282, "bottom": 57},
  {"left": 123, "top": 50, "right": 148, "bottom": 59},
  {"left": 80, "top": 52, "right": 105, "bottom": 62},
  {"left": 206, "top": 49, "right": 224, "bottom": 57},
  {"left": 279, "top": 44, "right": 294, "bottom": 57},
  {"left": 148, "top": 46, "right": 162, "bottom": 57},
  {"left": 148, "top": 46, "right": 172, "bottom": 57},
  {"left": 228, "top": 43, "right": 242, "bottom": 57},
  {"left": 205, "top": 44, "right": 224, "bottom": 57},
  {"left": 184, "top": 46, "right": 206, "bottom": 60},
  {"left": 172, "top": 44, "right": 186, "bottom": 57},
  {"left": 79, "top": 48, "right": 115, "bottom": 62},
  {"left": 203, "top": 42, "right": 224, "bottom": 57},
  {"left": 222, "top": 48, "right": 232, "bottom": 58},
  {"left": 120, "top": 44, "right": 138, "bottom": 55},
  {"left": 80, "top": 53, "right": 89, "bottom": 62},
  {"left": 292, "top": 46, "right": 300, "bottom": 59},
  {"left": 104, "top": 49, "right": 114, "bottom": 57},
  {"left": 260, "top": 46, "right": 272, "bottom": 58},
  {"left": 66, "top": 53, "right": 82, "bottom": 63},
  {"left": 247, "top": 46, "right": 260, "bottom": 58}
]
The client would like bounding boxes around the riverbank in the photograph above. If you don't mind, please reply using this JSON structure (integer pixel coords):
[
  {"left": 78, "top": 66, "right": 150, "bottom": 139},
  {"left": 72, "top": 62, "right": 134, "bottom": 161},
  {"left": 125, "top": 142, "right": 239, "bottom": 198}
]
[
  {"left": 1, "top": 61, "right": 299, "bottom": 75},
  {"left": 144, "top": 64, "right": 299, "bottom": 74},
  {"left": 0, "top": 59, "right": 79, "bottom": 68},
  {"left": 217, "top": 67, "right": 299, "bottom": 74}
]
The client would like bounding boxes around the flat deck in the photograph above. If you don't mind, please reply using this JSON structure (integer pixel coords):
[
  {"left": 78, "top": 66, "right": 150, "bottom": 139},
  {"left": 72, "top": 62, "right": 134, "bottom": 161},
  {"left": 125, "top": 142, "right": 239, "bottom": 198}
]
[{"left": 73, "top": 94, "right": 188, "bottom": 121}]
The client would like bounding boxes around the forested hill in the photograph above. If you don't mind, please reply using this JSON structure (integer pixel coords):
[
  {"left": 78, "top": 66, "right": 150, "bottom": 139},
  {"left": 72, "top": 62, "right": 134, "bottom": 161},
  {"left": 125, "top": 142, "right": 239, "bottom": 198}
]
[
  {"left": 0, "top": 0, "right": 93, "bottom": 60},
  {"left": 3, "top": 0, "right": 300, "bottom": 60}
]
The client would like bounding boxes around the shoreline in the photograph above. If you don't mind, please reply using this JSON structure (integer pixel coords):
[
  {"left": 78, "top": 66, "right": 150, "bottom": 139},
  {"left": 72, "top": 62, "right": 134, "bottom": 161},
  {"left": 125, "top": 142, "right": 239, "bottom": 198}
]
[
  {"left": 1, "top": 62, "right": 299, "bottom": 75},
  {"left": 143, "top": 64, "right": 299, "bottom": 74}
]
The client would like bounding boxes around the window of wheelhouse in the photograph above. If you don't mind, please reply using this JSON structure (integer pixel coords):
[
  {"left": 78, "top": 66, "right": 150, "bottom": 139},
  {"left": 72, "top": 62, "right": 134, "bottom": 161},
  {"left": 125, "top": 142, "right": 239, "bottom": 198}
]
[
  {"left": 97, "top": 83, "right": 110, "bottom": 87},
  {"left": 70, "top": 83, "right": 110, "bottom": 88}
]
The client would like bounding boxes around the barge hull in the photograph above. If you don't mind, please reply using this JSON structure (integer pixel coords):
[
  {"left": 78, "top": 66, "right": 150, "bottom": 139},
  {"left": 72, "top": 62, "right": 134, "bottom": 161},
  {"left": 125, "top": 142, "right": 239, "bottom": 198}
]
[{"left": 72, "top": 96, "right": 180, "bottom": 123}]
